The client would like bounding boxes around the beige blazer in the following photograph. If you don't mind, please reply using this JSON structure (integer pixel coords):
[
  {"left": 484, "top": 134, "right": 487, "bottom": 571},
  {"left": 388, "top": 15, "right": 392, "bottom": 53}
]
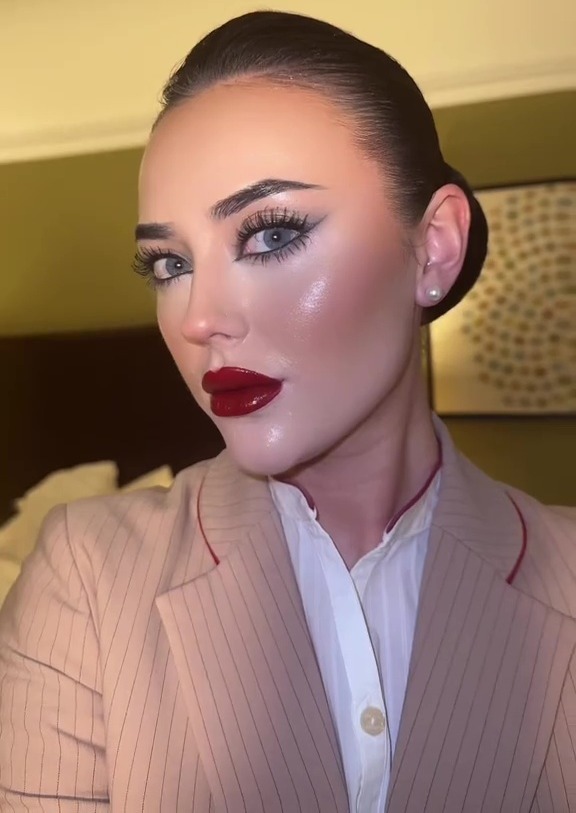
[{"left": 1, "top": 421, "right": 575, "bottom": 812}]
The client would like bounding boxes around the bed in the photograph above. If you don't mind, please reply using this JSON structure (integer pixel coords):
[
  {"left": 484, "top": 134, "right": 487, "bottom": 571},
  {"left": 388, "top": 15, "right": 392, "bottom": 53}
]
[
  {"left": 0, "top": 326, "right": 225, "bottom": 601},
  {"left": 1, "top": 325, "right": 225, "bottom": 523}
]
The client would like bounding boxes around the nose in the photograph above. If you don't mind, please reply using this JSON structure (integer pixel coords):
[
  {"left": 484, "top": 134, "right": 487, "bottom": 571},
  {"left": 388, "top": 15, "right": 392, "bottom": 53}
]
[{"left": 180, "top": 264, "right": 247, "bottom": 347}]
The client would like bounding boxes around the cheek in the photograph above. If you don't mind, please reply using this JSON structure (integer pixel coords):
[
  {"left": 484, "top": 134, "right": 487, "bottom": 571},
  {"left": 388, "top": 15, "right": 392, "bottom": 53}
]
[{"left": 254, "top": 235, "right": 412, "bottom": 364}]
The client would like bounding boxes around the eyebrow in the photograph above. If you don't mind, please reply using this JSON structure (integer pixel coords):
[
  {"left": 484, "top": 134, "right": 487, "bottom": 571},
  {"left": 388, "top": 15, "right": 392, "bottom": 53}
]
[
  {"left": 134, "top": 222, "right": 176, "bottom": 241},
  {"left": 134, "top": 178, "right": 324, "bottom": 241},
  {"left": 210, "top": 178, "right": 324, "bottom": 219}
]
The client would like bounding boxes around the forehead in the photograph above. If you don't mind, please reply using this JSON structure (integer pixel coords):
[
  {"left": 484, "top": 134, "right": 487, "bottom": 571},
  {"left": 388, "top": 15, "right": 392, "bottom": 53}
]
[{"left": 139, "top": 82, "right": 385, "bottom": 212}]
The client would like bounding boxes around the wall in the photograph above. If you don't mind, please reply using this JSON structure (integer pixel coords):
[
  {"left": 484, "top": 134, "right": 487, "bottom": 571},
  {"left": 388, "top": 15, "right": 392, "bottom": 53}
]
[
  {"left": 1, "top": 0, "right": 575, "bottom": 163},
  {"left": 444, "top": 417, "right": 575, "bottom": 505},
  {"left": 0, "top": 149, "right": 148, "bottom": 336}
]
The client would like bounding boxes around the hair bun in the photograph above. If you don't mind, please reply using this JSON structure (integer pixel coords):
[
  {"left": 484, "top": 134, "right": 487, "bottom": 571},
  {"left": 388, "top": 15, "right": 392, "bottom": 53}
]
[{"left": 443, "top": 162, "right": 465, "bottom": 186}]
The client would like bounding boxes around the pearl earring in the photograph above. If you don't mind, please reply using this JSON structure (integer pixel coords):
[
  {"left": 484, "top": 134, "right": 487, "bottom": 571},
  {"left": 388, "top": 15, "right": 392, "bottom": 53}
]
[{"left": 427, "top": 286, "right": 444, "bottom": 303}]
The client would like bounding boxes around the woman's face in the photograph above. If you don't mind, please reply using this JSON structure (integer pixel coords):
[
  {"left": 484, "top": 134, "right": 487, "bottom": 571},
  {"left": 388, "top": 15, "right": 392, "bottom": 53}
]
[{"left": 138, "top": 82, "right": 421, "bottom": 476}]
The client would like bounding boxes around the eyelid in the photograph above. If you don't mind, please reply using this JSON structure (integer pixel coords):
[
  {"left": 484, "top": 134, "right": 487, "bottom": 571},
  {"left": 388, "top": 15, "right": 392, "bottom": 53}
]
[
  {"left": 237, "top": 206, "right": 309, "bottom": 235},
  {"left": 134, "top": 245, "right": 190, "bottom": 269}
]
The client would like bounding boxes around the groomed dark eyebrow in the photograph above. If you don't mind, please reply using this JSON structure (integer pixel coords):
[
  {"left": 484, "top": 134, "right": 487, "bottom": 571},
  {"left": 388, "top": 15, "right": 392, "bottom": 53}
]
[
  {"left": 134, "top": 179, "right": 323, "bottom": 239},
  {"left": 134, "top": 222, "right": 176, "bottom": 241},
  {"left": 210, "top": 178, "right": 324, "bottom": 220}
]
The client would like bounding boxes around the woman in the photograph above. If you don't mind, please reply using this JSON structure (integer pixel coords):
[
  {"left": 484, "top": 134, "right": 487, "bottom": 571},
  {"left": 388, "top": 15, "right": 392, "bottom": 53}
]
[{"left": 1, "top": 11, "right": 575, "bottom": 812}]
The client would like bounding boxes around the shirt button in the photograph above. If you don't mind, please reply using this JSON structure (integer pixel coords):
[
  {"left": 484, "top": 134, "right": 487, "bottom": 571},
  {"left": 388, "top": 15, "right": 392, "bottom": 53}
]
[{"left": 360, "top": 706, "right": 386, "bottom": 736}]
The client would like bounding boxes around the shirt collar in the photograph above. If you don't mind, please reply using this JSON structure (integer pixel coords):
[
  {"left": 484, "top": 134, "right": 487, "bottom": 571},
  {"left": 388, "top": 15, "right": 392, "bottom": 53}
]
[
  {"left": 269, "top": 459, "right": 442, "bottom": 555},
  {"left": 269, "top": 477, "right": 319, "bottom": 524}
]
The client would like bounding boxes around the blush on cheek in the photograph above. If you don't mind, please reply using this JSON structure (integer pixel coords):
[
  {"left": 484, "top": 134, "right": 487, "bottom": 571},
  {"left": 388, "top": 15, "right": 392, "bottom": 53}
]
[
  {"left": 299, "top": 278, "right": 330, "bottom": 318},
  {"left": 303, "top": 251, "right": 407, "bottom": 352}
]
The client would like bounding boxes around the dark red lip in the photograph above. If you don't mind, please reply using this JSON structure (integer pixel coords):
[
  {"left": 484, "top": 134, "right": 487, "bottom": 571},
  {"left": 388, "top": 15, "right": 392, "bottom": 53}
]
[{"left": 202, "top": 367, "right": 283, "bottom": 417}]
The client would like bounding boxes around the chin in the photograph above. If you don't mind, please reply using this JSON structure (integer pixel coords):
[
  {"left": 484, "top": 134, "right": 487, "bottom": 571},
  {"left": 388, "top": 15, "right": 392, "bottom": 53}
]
[
  {"left": 223, "top": 442, "right": 297, "bottom": 479},
  {"left": 218, "top": 423, "right": 313, "bottom": 480}
]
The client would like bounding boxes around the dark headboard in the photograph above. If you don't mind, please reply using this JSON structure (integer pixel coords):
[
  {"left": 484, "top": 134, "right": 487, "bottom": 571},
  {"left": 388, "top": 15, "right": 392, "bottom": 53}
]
[{"left": 1, "top": 327, "right": 225, "bottom": 523}]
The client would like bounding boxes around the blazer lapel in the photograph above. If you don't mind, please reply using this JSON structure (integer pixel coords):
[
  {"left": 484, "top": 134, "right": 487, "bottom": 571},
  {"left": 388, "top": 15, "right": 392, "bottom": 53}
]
[
  {"left": 156, "top": 454, "right": 348, "bottom": 813},
  {"left": 387, "top": 423, "right": 576, "bottom": 812}
]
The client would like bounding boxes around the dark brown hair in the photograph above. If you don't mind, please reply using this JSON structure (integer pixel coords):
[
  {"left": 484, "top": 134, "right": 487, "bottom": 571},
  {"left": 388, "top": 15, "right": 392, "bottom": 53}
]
[{"left": 158, "top": 10, "right": 488, "bottom": 322}]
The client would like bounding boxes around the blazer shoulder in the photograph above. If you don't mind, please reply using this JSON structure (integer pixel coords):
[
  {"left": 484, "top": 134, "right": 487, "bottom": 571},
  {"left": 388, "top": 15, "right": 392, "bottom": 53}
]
[
  {"left": 64, "top": 456, "right": 211, "bottom": 530},
  {"left": 58, "top": 455, "right": 223, "bottom": 594},
  {"left": 508, "top": 487, "right": 576, "bottom": 617},
  {"left": 512, "top": 487, "right": 576, "bottom": 544}
]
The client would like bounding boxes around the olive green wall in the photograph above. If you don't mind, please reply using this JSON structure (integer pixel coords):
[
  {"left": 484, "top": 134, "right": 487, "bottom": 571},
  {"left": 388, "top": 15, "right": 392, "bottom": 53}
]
[
  {"left": 0, "top": 149, "right": 148, "bottom": 335},
  {"left": 1, "top": 90, "right": 575, "bottom": 503},
  {"left": 444, "top": 417, "right": 575, "bottom": 505},
  {"left": 435, "top": 91, "right": 576, "bottom": 186}
]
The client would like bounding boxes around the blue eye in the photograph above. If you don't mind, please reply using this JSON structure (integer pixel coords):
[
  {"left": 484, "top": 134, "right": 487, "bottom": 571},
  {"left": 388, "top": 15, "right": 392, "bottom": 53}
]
[
  {"left": 154, "top": 255, "right": 191, "bottom": 279},
  {"left": 246, "top": 227, "right": 301, "bottom": 254},
  {"left": 132, "top": 248, "right": 192, "bottom": 288},
  {"left": 236, "top": 207, "right": 321, "bottom": 264}
]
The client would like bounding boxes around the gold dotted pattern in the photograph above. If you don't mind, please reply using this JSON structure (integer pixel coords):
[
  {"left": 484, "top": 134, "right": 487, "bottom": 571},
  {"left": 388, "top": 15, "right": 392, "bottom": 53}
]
[{"left": 461, "top": 182, "right": 576, "bottom": 411}]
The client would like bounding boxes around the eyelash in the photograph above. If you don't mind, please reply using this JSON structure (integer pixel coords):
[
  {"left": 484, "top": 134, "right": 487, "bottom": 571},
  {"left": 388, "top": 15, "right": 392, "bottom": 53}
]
[
  {"left": 235, "top": 207, "right": 314, "bottom": 264},
  {"left": 132, "top": 245, "right": 179, "bottom": 289},
  {"left": 132, "top": 207, "right": 317, "bottom": 288}
]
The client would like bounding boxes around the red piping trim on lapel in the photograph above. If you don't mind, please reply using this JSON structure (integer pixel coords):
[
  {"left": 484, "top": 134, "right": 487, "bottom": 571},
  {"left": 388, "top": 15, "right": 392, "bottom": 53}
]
[
  {"left": 505, "top": 494, "right": 527, "bottom": 584},
  {"left": 196, "top": 474, "right": 220, "bottom": 566},
  {"left": 386, "top": 439, "right": 443, "bottom": 533}
]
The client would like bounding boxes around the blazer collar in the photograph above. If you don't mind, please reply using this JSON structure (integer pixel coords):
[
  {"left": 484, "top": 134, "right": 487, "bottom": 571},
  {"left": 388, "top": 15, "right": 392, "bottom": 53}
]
[
  {"left": 386, "top": 417, "right": 576, "bottom": 811},
  {"left": 157, "top": 420, "right": 575, "bottom": 812},
  {"left": 196, "top": 417, "right": 526, "bottom": 578},
  {"left": 431, "top": 416, "right": 525, "bottom": 580},
  {"left": 156, "top": 452, "right": 349, "bottom": 812}
]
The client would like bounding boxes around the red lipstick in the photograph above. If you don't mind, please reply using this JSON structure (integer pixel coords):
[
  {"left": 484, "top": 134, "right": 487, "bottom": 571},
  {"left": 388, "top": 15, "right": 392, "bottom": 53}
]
[{"left": 202, "top": 367, "right": 282, "bottom": 417}]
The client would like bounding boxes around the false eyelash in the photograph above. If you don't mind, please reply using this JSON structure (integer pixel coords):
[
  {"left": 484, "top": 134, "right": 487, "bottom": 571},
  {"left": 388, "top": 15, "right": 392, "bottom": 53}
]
[
  {"left": 131, "top": 245, "right": 187, "bottom": 289},
  {"left": 235, "top": 207, "right": 314, "bottom": 264},
  {"left": 236, "top": 206, "right": 310, "bottom": 244}
]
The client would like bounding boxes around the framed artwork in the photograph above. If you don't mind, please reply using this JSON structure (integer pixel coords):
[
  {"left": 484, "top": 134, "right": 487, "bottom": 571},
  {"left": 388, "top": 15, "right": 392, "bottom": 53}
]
[{"left": 429, "top": 179, "right": 576, "bottom": 416}]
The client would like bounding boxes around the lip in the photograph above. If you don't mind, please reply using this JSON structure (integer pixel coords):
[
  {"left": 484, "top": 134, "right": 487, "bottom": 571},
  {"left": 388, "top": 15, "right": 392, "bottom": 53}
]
[{"left": 202, "top": 367, "right": 283, "bottom": 417}]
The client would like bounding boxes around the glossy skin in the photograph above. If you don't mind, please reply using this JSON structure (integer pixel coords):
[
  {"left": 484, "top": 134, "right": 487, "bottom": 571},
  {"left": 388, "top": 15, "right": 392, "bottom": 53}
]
[{"left": 138, "top": 81, "right": 469, "bottom": 564}]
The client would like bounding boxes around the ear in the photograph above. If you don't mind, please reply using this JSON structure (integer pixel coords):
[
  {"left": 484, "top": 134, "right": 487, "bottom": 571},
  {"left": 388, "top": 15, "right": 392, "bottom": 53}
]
[{"left": 414, "top": 184, "right": 471, "bottom": 311}]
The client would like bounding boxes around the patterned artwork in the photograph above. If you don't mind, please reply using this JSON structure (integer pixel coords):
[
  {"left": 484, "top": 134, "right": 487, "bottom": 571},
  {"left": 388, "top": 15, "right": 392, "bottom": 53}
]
[{"left": 430, "top": 180, "right": 576, "bottom": 415}]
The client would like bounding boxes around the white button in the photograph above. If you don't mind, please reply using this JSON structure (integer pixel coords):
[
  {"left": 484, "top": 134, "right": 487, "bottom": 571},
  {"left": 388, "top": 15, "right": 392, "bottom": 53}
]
[{"left": 360, "top": 706, "right": 386, "bottom": 736}]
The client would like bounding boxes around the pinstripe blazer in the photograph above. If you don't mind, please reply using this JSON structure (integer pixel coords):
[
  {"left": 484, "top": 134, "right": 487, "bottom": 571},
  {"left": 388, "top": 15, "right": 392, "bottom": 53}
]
[{"left": 1, "top": 421, "right": 575, "bottom": 812}]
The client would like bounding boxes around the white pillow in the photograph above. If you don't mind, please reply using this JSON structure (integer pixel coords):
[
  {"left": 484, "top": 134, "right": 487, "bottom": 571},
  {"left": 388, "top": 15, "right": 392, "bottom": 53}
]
[{"left": 0, "top": 462, "right": 173, "bottom": 607}]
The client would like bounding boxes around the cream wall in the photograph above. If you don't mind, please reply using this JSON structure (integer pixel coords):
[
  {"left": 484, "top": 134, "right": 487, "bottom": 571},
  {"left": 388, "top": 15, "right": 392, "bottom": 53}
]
[{"left": 1, "top": 0, "right": 575, "bottom": 163}]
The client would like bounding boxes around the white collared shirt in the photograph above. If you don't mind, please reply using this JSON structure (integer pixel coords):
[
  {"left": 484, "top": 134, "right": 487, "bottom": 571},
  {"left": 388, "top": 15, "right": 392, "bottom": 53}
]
[{"left": 269, "top": 471, "right": 440, "bottom": 813}]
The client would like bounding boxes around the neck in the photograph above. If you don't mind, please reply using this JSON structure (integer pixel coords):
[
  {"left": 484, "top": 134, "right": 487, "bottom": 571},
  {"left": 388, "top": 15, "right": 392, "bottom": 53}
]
[{"left": 282, "top": 363, "right": 439, "bottom": 569}]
